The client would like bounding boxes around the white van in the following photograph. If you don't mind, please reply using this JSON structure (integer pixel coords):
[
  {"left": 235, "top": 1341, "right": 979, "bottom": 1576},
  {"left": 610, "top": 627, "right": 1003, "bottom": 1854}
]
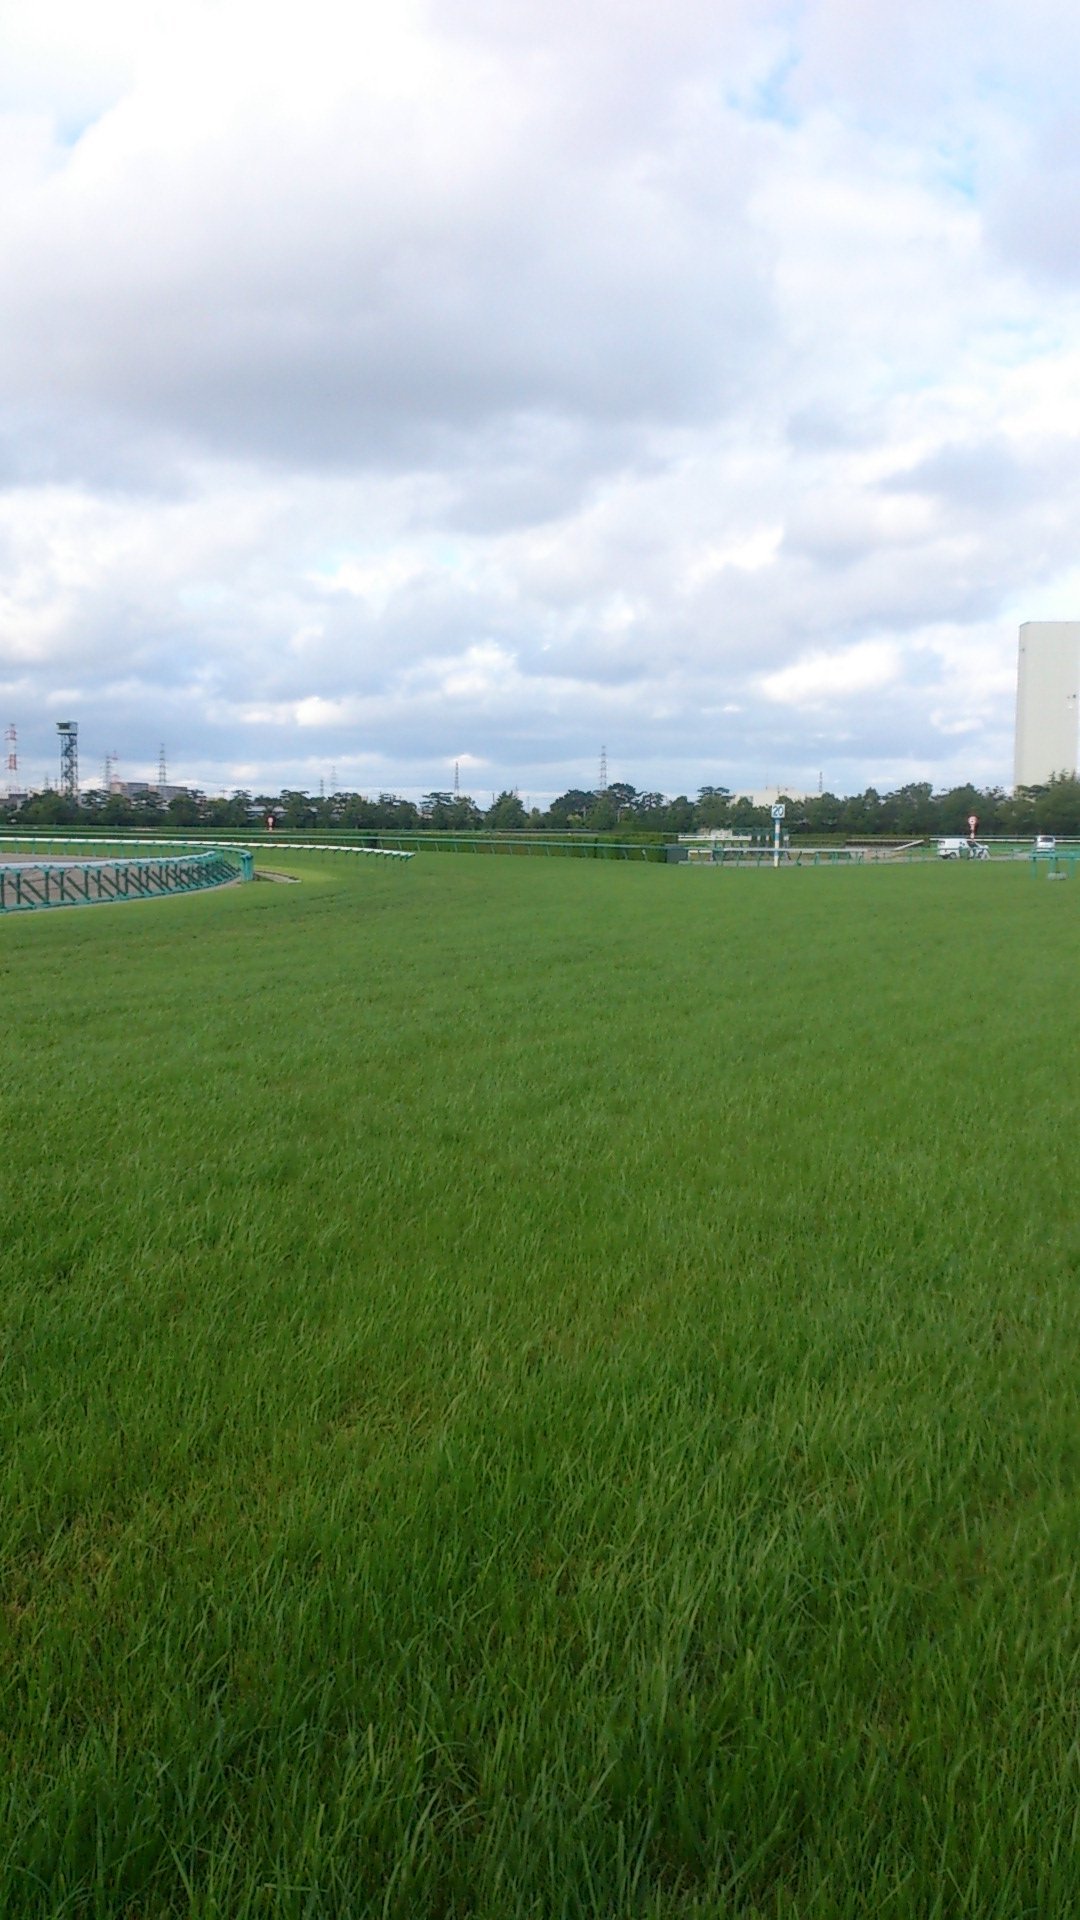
[
  {"left": 1035, "top": 835, "right": 1056, "bottom": 852},
  {"left": 938, "top": 838, "right": 989, "bottom": 860}
]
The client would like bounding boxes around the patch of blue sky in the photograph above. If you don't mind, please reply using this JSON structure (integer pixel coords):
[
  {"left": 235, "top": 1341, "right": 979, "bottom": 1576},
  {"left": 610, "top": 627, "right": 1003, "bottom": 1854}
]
[
  {"left": 178, "top": 584, "right": 231, "bottom": 610},
  {"left": 727, "top": 48, "right": 801, "bottom": 128},
  {"left": 52, "top": 111, "right": 104, "bottom": 149},
  {"left": 310, "top": 539, "right": 468, "bottom": 582},
  {"left": 928, "top": 134, "right": 980, "bottom": 201},
  {"left": 987, "top": 318, "right": 1065, "bottom": 366},
  {"left": 0, "top": 91, "right": 114, "bottom": 150}
]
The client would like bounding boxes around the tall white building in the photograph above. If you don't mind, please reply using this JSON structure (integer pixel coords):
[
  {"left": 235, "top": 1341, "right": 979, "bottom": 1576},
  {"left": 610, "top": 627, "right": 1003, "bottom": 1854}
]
[{"left": 1014, "top": 622, "right": 1080, "bottom": 788}]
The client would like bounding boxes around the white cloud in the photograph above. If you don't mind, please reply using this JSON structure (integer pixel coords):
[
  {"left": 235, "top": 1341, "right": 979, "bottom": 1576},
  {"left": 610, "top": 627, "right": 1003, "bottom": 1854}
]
[
  {"left": 684, "top": 526, "right": 782, "bottom": 587},
  {"left": 759, "top": 641, "right": 902, "bottom": 709},
  {"left": 0, "top": 0, "right": 1078, "bottom": 796}
]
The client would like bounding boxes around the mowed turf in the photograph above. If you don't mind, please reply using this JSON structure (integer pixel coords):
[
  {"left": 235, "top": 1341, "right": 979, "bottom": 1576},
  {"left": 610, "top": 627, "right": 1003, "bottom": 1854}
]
[{"left": 1, "top": 853, "right": 1079, "bottom": 1918}]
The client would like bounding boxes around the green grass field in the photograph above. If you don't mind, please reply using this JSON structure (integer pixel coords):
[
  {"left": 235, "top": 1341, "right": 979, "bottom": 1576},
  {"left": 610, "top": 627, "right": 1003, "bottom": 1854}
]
[{"left": 2, "top": 854, "right": 1079, "bottom": 1917}]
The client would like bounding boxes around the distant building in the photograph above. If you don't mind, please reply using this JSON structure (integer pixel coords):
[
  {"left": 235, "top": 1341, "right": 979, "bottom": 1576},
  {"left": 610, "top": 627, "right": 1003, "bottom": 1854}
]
[
  {"left": 108, "top": 780, "right": 198, "bottom": 802},
  {"left": 744, "top": 786, "right": 813, "bottom": 807},
  {"left": 1015, "top": 621, "right": 1080, "bottom": 788},
  {"left": 678, "top": 829, "right": 751, "bottom": 842}
]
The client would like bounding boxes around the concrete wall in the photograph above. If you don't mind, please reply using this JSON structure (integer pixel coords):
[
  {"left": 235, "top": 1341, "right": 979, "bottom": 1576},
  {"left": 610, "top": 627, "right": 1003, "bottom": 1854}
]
[{"left": 1015, "top": 622, "right": 1080, "bottom": 788}]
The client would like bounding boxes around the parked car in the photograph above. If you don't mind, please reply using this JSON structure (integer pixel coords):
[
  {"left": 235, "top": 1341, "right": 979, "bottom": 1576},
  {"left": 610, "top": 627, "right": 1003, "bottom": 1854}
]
[{"left": 1035, "top": 835, "right": 1056, "bottom": 852}]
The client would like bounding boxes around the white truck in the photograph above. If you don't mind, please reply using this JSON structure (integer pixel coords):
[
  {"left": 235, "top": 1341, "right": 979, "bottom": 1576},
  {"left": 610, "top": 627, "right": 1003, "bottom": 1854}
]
[{"left": 938, "top": 837, "right": 989, "bottom": 860}]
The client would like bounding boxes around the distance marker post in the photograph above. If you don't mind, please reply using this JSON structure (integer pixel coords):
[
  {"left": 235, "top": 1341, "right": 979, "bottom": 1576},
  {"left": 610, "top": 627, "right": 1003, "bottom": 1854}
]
[{"left": 772, "top": 802, "right": 785, "bottom": 868}]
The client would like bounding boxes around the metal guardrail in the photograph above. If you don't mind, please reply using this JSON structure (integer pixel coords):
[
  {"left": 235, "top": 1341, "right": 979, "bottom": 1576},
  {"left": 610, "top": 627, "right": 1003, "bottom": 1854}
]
[
  {"left": 682, "top": 845, "right": 867, "bottom": 867},
  {"left": 0, "top": 846, "right": 253, "bottom": 914},
  {"left": 0, "top": 833, "right": 411, "bottom": 863},
  {"left": 219, "top": 832, "right": 660, "bottom": 860},
  {"left": 343, "top": 834, "right": 661, "bottom": 860},
  {"left": 215, "top": 840, "right": 412, "bottom": 861},
  {"left": 1030, "top": 850, "right": 1080, "bottom": 876}
]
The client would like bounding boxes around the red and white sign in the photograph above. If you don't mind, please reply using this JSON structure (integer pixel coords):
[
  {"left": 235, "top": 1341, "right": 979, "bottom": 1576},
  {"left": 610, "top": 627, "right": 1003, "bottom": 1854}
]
[{"left": 967, "top": 814, "right": 978, "bottom": 834}]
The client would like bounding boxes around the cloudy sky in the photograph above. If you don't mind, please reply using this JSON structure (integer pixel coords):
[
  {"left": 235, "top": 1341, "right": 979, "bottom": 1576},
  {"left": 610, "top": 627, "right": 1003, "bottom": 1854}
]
[{"left": 2, "top": 0, "right": 1079, "bottom": 800}]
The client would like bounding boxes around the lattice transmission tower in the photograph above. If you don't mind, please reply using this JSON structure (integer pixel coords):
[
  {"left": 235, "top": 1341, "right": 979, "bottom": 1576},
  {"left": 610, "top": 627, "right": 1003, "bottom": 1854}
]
[
  {"left": 599, "top": 745, "right": 608, "bottom": 792},
  {"left": 57, "top": 721, "right": 79, "bottom": 801},
  {"left": 5, "top": 723, "right": 16, "bottom": 795},
  {"left": 158, "top": 744, "right": 168, "bottom": 791}
]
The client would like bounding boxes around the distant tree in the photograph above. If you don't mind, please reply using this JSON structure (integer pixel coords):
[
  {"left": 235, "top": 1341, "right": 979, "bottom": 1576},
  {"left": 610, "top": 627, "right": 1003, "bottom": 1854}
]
[
  {"left": 336, "top": 793, "right": 374, "bottom": 828},
  {"left": 935, "top": 784, "right": 986, "bottom": 835},
  {"left": 633, "top": 792, "right": 666, "bottom": 818},
  {"left": 585, "top": 795, "right": 617, "bottom": 831},
  {"left": 486, "top": 790, "right": 527, "bottom": 830},
  {"left": 730, "top": 795, "right": 765, "bottom": 833},
  {"left": 1033, "top": 773, "right": 1080, "bottom": 834},
  {"left": 98, "top": 792, "right": 136, "bottom": 827},
  {"left": 665, "top": 795, "right": 696, "bottom": 833},
  {"left": 19, "top": 791, "right": 80, "bottom": 826},
  {"left": 839, "top": 789, "right": 883, "bottom": 836},
  {"left": 544, "top": 789, "right": 593, "bottom": 827},
  {"left": 796, "top": 792, "right": 841, "bottom": 835},
  {"left": 883, "top": 782, "right": 936, "bottom": 836},
  {"left": 606, "top": 782, "right": 637, "bottom": 807},
  {"left": 696, "top": 786, "right": 732, "bottom": 828},
  {"left": 279, "top": 790, "right": 318, "bottom": 830},
  {"left": 129, "top": 792, "right": 165, "bottom": 827},
  {"left": 167, "top": 793, "right": 202, "bottom": 828},
  {"left": 378, "top": 794, "right": 422, "bottom": 829},
  {"left": 1000, "top": 785, "right": 1039, "bottom": 834},
  {"left": 93, "top": 770, "right": 1073, "bottom": 846},
  {"left": 420, "top": 791, "right": 481, "bottom": 830},
  {"left": 335, "top": 792, "right": 421, "bottom": 830},
  {"left": 198, "top": 790, "right": 256, "bottom": 828}
]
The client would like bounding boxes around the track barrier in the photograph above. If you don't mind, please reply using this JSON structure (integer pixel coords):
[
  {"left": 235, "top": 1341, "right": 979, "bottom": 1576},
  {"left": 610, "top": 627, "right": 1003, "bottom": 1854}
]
[{"left": 0, "top": 844, "right": 254, "bottom": 915}]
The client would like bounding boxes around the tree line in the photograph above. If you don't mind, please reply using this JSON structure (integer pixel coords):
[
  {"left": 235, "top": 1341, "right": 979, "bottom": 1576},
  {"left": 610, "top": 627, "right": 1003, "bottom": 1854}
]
[{"left": 7, "top": 774, "right": 1080, "bottom": 836}]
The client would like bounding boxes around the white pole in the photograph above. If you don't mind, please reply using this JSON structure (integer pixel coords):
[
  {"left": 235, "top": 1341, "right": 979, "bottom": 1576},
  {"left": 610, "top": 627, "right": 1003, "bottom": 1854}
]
[{"left": 771, "top": 802, "right": 785, "bottom": 868}]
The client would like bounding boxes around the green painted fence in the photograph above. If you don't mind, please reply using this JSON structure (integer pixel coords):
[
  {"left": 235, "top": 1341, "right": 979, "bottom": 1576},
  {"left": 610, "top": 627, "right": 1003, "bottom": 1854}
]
[{"left": 0, "top": 847, "right": 253, "bottom": 914}]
